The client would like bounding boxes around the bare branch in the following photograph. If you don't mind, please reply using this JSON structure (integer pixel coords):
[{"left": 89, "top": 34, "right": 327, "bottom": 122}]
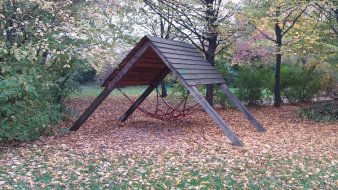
[
  {"left": 249, "top": 22, "right": 277, "bottom": 43},
  {"left": 282, "top": 5, "right": 309, "bottom": 36}
]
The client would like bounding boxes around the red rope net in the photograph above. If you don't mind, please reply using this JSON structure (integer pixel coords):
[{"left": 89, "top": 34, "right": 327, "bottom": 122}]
[{"left": 118, "top": 88, "right": 199, "bottom": 122}]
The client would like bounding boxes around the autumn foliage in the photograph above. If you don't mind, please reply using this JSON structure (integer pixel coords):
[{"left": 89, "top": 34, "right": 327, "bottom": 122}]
[{"left": 0, "top": 97, "right": 337, "bottom": 189}]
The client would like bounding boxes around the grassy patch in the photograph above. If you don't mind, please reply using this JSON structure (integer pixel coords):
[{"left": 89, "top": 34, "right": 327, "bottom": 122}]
[
  {"left": 71, "top": 85, "right": 148, "bottom": 97},
  {"left": 299, "top": 101, "right": 338, "bottom": 123},
  {"left": 71, "top": 85, "right": 174, "bottom": 98},
  {"left": 1, "top": 149, "right": 337, "bottom": 189}
]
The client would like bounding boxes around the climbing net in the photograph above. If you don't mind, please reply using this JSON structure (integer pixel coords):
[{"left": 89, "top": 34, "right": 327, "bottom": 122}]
[{"left": 118, "top": 88, "right": 200, "bottom": 122}]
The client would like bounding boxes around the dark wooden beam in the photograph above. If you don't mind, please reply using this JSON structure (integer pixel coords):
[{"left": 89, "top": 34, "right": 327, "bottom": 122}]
[
  {"left": 219, "top": 83, "right": 266, "bottom": 132},
  {"left": 188, "top": 86, "right": 243, "bottom": 146},
  {"left": 69, "top": 42, "right": 151, "bottom": 131},
  {"left": 118, "top": 68, "right": 170, "bottom": 122},
  {"left": 69, "top": 87, "right": 114, "bottom": 131}
]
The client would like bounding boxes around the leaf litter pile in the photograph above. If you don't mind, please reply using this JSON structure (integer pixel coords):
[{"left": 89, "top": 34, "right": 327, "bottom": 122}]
[{"left": 1, "top": 96, "right": 337, "bottom": 189}]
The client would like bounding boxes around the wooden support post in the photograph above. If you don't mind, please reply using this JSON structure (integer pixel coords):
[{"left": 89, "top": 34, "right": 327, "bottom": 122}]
[
  {"left": 69, "top": 42, "right": 151, "bottom": 131},
  {"left": 69, "top": 87, "right": 114, "bottom": 131},
  {"left": 188, "top": 86, "right": 243, "bottom": 146},
  {"left": 219, "top": 83, "right": 266, "bottom": 132},
  {"left": 119, "top": 69, "right": 170, "bottom": 122}
]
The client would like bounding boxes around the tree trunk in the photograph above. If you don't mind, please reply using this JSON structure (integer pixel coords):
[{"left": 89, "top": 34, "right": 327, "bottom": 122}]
[
  {"left": 274, "top": 17, "right": 282, "bottom": 107},
  {"left": 205, "top": 37, "right": 217, "bottom": 106},
  {"left": 160, "top": 81, "right": 167, "bottom": 97},
  {"left": 274, "top": 50, "right": 282, "bottom": 107},
  {"left": 159, "top": 17, "right": 168, "bottom": 97},
  {"left": 205, "top": 0, "right": 218, "bottom": 107},
  {"left": 206, "top": 54, "right": 215, "bottom": 106}
]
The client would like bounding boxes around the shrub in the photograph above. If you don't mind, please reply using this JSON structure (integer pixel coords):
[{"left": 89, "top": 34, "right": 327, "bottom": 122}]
[
  {"left": 0, "top": 62, "right": 61, "bottom": 141},
  {"left": 76, "top": 66, "right": 97, "bottom": 85},
  {"left": 234, "top": 65, "right": 273, "bottom": 105},
  {"left": 280, "top": 63, "right": 328, "bottom": 103},
  {"left": 299, "top": 101, "right": 338, "bottom": 123},
  {"left": 0, "top": 56, "right": 83, "bottom": 142},
  {"left": 0, "top": 1, "right": 85, "bottom": 142}
]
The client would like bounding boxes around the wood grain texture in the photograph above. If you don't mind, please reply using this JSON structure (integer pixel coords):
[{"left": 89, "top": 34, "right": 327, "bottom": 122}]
[
  {"left": 186, "top": 78, "right": 225, "bottom": 85},
  {"left": 104, "top": 36, "right": 224, "bottom": 87},
  {"left": 157, "top": 48, "right": 203, "bottom": 56},
  {"left": 181, "top": 73, "right": 224, "bottom": 80},
  {"left": 172, "top": 64, "right": 214, "bottom": 70},
  {"left": 162, "top": 53, "right": 205, "bottom": 60},
  {"left": 147, "top": 35, "right": 195, "bottom": 49},
  {"left": 176, "top": 69, "right": 219, "bottom": 74}
]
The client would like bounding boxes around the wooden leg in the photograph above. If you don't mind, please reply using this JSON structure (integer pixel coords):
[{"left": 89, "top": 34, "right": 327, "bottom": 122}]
[
  {"left": 69, "top": 87, "right": 114, "bottom": 131},
  {"left": 118, "top": 69, "right": 170, "bottom": 122},
  {"left": 219, "top": 83, "right": 266, "bottom": 132},
  {"left": 118, "top": 84, "right": 156, "bottom": 122},
  {"left": 188, "top": 86, "right": 243, "bottom": 146}
]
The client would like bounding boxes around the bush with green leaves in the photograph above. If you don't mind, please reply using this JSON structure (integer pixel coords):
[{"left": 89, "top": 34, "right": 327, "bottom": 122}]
[
  {"left": 279, "top": 63, "right": 329, "bottom": 103},
  {"left": 76, "top": 63, "right": 97, "bottom": 85},
  {"left": 0, "top": 63, "right": 60, "bottom": 141},
  {"left": 234, "top": 65, "right": 273, "bottom": 105},
  {"left": 0, "top": 54, "right": 83, "bottom": 142},
  {"left": 0, "top": 1, "right": 86, "bottom": 142}
]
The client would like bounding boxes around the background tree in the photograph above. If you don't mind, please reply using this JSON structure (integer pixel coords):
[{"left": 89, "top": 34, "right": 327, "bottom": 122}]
[
  {"left": 241, "top": 0, "right": 313, "bottom": 107},
  {"left": 0, "top": 0, "right": 83, "bottom": 141},
  {"left": 0, "top": 0, "right": 124, "bottom": 141},
  {"left": 232, "top": 30, "right": 274, "bottom": 65},
  {"left": 128, "top": 0, "right": 179, "bottom": 97},
  {"left": 144, "top": 0, "right": 238, "bottom": 106}
]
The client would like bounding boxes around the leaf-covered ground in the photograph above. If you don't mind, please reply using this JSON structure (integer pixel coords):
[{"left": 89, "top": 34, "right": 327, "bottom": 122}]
[{"left": 1, "top": 97, "right": 337, "bottom": 189}]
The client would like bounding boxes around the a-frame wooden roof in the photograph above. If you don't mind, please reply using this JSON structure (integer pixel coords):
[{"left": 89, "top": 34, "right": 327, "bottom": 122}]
[
  {"left": 102, "top": 35, "right": 225, "bottom": 88},
  {"left": 70, "top": 35, "right": 266, "bottom": 146}
]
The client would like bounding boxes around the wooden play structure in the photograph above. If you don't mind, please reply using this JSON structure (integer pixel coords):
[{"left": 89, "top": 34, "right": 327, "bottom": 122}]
[{"left": 69, "top": 36, "right": 266, "bottom": 146}]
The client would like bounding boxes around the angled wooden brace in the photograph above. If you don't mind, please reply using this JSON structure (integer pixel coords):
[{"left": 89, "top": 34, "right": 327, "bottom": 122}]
[
  {"left": 219, "top": 83, "right": 266, "bottom": 132},
  {"left": 69, "top": 42, "right": 151, "bottom": 131},
  {"left": 118, "top": 68, "right": 170, "bottom": 122},
  {"left": 187, "top": 86, "right": 243, "bottom": 146}
]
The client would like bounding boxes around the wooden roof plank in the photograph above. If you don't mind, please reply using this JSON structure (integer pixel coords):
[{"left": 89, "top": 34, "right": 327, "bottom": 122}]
[
  {"left": 186, "top": 78, "right": 225, "bottom": 85},
  {"left": 158, "top": 48, "right": 204, "bottom": 57},
  {"left": 147, "top": 36, "right": 195, "bottom": 49},
  {"left": 181, "top": 73, "right": 224, "bottom": 80},
  {"left": 151, "top": 42, "right": 198, "bottom": 52},
  {"left": 176, "top": 69, "right": 219, "bottom": 74},
  {"left": 162, "top": 53, "right": 205, "bottom": 61},
  {"left": 172, "top": 64, "right": 214, "bottom": 69},
  {"left": 129, "top": 67, "right": 164, "bottom": 72},
  {"left": 168, "top": 59, "right": 211, "bottom": 65},
  {"left": 133, "top": 63, "right": 167, "bottom": 68}
]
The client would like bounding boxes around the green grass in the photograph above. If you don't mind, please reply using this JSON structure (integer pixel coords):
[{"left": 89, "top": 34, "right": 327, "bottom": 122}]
[
  {"left": 299, "top": 101, "right": 338, "bottom": 123},
  {"left": 71, "top": 85, "right": 175, "bottom": 98},
  {"left": 1, "top": 151, "right": 337, "bottom": 189}
]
